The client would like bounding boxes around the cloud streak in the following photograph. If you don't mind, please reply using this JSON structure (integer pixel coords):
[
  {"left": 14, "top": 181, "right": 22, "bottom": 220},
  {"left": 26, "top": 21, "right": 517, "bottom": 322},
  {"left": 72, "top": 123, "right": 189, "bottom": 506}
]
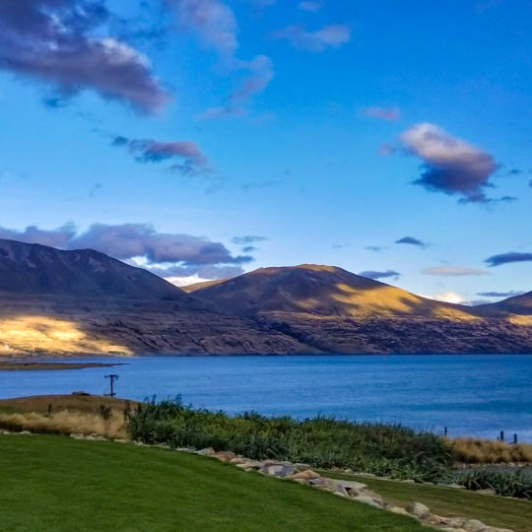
[
  {"left": 272, "top": 24, "right": 350, "bottom": 52},
  {"left": 362, "top": 106, "right": 400, "bottom": 122},
  {"left": 485, "top": 252, "right": 532, "bottom": 267},
  {"left": 359, "top": 270, "right": 400, "bottom": 280},
  {"left": 400, "top": 123, "right": 499, "bottom": 203},
  {"left": 422, "top": 266, "right": 489, "bottom": 276},
  {"left": 0, "top": 0, "right": 169, "bottom": 113},
  {"left": 113, "top": 136, "right": 209, "bottom": 175},
  {"left": 395, "top": 236, "right": 426, "bottom": 248}
]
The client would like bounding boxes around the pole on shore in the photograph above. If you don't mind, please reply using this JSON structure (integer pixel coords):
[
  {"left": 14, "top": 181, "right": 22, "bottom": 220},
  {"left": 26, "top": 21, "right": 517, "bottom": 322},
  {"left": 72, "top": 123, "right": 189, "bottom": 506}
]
[{"left": 104, "top": 374, "right": 119, "bottom": 398}]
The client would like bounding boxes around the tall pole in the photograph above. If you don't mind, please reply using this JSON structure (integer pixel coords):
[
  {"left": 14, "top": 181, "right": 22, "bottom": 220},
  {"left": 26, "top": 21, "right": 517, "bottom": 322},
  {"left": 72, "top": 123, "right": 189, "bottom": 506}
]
[{"left": 104, "top": 374, "right": 119, "bottom": 397}]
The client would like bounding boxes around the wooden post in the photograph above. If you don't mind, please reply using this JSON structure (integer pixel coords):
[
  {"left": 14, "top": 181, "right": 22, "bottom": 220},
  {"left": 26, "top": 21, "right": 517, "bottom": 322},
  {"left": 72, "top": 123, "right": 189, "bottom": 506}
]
[
  {"left": 499, "top": 430, "right": 504, "bottom": 442},
  {"left": 513, "top": 433, "right": 518, "bottom": 445},
  {"left": 444, "top": 426, "right": 448, "bottom": 437},
  {"left": 104, "top": 374, "right": 119, "bottom": 398}
]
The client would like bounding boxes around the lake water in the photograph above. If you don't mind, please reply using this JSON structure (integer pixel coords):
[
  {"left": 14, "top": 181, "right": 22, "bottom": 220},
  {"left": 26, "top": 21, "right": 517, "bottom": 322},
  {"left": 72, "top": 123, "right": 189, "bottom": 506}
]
[{"left": 1, "top": 354, "right": 532, "bottom": 442}]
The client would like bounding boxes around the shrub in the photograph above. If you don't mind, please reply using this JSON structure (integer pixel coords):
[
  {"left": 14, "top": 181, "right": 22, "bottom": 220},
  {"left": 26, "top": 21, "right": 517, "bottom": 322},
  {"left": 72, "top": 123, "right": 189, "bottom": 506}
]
[{"left": 127, "top": 397, "right": 453, "bottom": 482}]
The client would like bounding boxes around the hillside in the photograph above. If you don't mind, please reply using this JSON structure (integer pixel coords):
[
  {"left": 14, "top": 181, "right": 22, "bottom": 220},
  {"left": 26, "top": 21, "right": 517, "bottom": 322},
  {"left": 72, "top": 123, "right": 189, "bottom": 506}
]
[
  {"left": 0, "top": 240, "right": 311, "bottom": 356},
  {"left": 192, "top": 265, "right": 532, "bottom": 354},
  {"left": 477, "top": 291, "right": 532, "bottom": 316}
]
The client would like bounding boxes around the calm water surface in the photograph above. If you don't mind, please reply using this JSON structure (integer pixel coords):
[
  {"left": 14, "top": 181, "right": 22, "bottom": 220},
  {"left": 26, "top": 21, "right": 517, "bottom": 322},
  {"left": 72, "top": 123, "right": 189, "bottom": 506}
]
[{"left": 1, "top": 354, "right": 531, "bottom": 441}]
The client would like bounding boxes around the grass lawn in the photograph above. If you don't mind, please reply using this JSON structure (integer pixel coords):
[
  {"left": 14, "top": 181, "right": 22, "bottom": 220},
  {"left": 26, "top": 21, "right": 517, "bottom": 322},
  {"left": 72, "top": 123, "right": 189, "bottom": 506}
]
[
  {"left": 326, "top": 471, "right": 532, "bottom": 532},
  {"left": 0, "top": 434, "right": 425, "bottom": 532}
]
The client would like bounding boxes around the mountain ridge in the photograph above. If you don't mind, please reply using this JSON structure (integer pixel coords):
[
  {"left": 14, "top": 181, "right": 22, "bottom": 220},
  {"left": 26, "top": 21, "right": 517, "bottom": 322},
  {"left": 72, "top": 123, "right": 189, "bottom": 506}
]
[{"left": 0, "top": 239, "right": 531, "bottom": 356}]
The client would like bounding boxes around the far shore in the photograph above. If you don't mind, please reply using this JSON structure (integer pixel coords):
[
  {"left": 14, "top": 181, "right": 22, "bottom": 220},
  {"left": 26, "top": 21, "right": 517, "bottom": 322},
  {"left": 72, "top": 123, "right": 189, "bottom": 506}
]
[{"left": 0, "top": 361, "right": 121, "bottom": 371}]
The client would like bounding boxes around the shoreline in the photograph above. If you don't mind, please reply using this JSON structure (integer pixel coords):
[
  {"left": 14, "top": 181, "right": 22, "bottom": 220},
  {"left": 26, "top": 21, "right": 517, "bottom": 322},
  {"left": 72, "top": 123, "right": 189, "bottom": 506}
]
[{"left": 0, "top": 361, "right": 122, "bottom": 371}]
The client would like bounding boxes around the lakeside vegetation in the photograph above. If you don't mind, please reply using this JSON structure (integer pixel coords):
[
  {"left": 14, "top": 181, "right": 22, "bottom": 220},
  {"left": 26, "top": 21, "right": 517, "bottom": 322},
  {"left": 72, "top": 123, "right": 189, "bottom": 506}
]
[
  {"left": 128, "top": 397, "right": 453, "bottom": 483},
  {"left": 0, "top": 361, "right": 119, "bottom": 371}
]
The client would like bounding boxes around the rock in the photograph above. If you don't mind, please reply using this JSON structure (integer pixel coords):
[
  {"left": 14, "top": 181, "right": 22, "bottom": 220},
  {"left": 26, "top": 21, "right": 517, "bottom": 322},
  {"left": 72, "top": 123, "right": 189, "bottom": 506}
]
[
  {"left": 447, "top": 517, "right": 469, "bottom": 528},
  {"left": 477, "top": 489, "right": 496, "bottom": 496},
  {"left": 19, "top": 431, "right": 32, "bottom": 436},
  {"left": 352, "top": 494, "right": 384, "bottom": 508},
  {"left": 483, "top": 528, "right": 514, "bottom": 532},
  {"left": 406, "top": 502, "right": 430, "bottom": 519},
  {"left": 308, "top": 477, "right": 334, "bottom": 490},
  {"left": 331, "top": 479, "right": 367, "bottom": 492},
  {"left": 293, "top": 463, "right": 311, "bottom": 470},
  {"left": 259, "top": 464, "right": 298, "bottom": 477},
  {"left": 198, "top": 447, "right": 216, "bottom": 456},
  {"left": 289, "top": 470, "right": 321, "bottom": 480},
  {"left": 388, "top": 506, "right": 409, "bottom": 516},
  {"left": 213, "top": 451, "right": 236, "bottom": 463},
  {"left": 441, "top": 529, "right": 467, "bottom": 532},
  {"left": 465, "top": 519, "right": 488, "bottom": 532}
]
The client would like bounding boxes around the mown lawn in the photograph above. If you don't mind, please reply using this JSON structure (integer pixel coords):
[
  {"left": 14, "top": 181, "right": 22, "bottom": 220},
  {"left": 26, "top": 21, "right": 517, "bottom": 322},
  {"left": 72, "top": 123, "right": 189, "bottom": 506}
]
[
  {"left": 326, "top": 471, "right": 532, "bottom": 532},
  {"left": 0, "top": 434, "right": 425, "bottom": 532}
]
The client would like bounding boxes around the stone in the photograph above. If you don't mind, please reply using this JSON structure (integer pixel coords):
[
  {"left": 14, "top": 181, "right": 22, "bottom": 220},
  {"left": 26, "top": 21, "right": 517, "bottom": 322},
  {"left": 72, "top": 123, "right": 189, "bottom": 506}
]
[
  {"left": 331, "top": 479, "right": 367, "bottom": 492},
  {"left": 352, "top": 494, "right": 384, "bottom": 508},
  {"left": 483, "top": 528, "right": 514, "bottom": 532},
  {"left": 289, "top": 469, "right": 321, "bottom": 480},
  {"left": 213, "top": 451, "right": 236, "bottom": 463},
  {"left": 406, "top": 501, "right": 430, "bottom": 519},
  {"left": 388, "top": 506, "right": 409, "bottom": 516},
  {"left": 308, "top": 477, "right": 334, "bottom": 490},
  {"left": 198, "top": 447, "right": 216, "bottom": 456},
  {"left": 259, "top": 464, "right": 297, "bottom": 477},
  {"left": 465, "top": 519, "right": 488, "bottom": 532}
]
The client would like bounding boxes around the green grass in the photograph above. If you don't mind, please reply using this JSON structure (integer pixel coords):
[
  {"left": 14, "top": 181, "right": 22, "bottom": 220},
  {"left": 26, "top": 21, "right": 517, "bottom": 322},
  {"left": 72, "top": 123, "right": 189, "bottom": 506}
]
[
  {"left": 0, "top": 434, "right": 425, "bottom": 532},
  {"left": 325, "top": 471, "right": 532, "bottom": 532}
]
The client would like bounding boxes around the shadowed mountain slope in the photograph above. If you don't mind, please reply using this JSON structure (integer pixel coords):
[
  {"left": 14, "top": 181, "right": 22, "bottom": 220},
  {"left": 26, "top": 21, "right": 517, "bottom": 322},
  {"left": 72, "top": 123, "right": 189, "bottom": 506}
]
[
  {"left": 476, "top": 291, "right": 532, "bottom": 316},
  {"left": 0, "top": 239, "right": 184, "bottom": 299},
  {"left": 0, "top": 240, "right": 312, "bottom": 356},
  {"left": 192, "top": 265, "right": 532, "bottom": 354}
]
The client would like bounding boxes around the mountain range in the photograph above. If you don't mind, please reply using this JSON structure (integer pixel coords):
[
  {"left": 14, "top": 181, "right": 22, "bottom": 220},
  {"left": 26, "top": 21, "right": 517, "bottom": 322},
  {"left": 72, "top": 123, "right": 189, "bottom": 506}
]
[{"left": 0, "top": 238, "right": 531, "bottom": 356}]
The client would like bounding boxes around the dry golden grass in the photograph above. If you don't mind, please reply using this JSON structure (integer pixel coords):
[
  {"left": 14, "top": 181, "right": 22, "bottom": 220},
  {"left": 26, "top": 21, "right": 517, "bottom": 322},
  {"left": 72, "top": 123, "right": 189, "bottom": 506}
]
[
  {"left": 451, "top": 437, "right": 532, "bottom": 464},
  {"left": 0, "top": 315, "right": 131, "bottom": 356},
  {"left": 0, "top": 410, "right": 127, "bottom": 439},
  {"left": 0, "top": 394, "right": 139, "bottom": 439}
]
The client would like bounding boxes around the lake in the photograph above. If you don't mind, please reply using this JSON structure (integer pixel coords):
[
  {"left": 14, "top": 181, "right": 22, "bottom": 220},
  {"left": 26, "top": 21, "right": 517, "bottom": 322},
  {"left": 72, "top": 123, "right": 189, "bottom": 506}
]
[{"left": 1, "top": 354, "right": 531, "bottom": 442}]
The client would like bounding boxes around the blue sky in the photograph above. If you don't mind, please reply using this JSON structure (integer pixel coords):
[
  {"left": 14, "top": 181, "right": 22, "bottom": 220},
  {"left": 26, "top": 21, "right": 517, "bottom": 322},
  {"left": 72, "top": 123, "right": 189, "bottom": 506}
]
[{"left": 1, "top": 0, "right": 531, "bottom": 304}]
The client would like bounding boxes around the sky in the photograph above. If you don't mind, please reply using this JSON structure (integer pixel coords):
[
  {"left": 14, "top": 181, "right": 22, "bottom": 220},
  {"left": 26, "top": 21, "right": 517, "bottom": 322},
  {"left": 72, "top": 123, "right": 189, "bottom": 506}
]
[{"left": 0, "top": 0, "right": 531, "bottom": 305}]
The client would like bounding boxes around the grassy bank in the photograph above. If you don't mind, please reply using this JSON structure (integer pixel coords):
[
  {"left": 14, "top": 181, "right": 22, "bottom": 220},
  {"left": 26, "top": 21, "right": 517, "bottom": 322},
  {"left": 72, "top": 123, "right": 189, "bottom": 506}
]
[
  {"left": 326, "top": 471, "right": 532, "bottom": 532},
  {"left": 0, "top": 434, "right": 424, "bottom": 531},
  {"left": 0, "top": 394, "right": 135, "bottom": 439},
  {"left": 0, "top": 361, "right": 119, "bottom": 371},
  {"left": 128, "top": 397, "right": 452, "bottom": 482}
]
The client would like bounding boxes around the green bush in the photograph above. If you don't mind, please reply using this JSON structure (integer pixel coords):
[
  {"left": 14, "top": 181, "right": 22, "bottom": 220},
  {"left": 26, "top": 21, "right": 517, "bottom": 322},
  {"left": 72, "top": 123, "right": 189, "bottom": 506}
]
[
  {"left": 127, "top": 397, "right": 453, "bottom": 482},
  {"left": 456, "top": 468, "right": 532, "bottom": 499}
]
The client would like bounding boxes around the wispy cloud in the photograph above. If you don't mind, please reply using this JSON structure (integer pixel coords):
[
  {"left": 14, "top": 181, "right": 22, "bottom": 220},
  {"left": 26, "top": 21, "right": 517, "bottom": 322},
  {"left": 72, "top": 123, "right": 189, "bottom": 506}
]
[
  {"left": 359, "top": 270, "right": 400, "bottom": 280},
  {"left": 428, "top": 291, "right": 465, "bottom": 304},
  {"left": 422, "top": 266, "right": 490, "bottom": 276},
  {"left": 272, "top": 24, "right": 350, "bottom": 52},
  {"left": 232, "top": 236, "right": 266, "bottom": 245},
  {"left": 395, "top": 236, "right": 426, "bottom": 248},
  {"left": 362, "top": 106, "right": 400, "bottom": 122},
  {"left": 0, "top": 0, "right": 169, "bottom": 113},
  {"left": 200, "top": 55, "right": 274, "bottom": 119},
  {"left": 164, "top": 0, "right": 238, "bottom": 56},
  {"left": 112, "top": 136, "right": 209, "bottom": 175},
  {"left": 400, "top": 123, "right": 499, "bottom": 203},
  {"left": 477, "top": 290, "right": 526, "bottom": 298},
  {"left": 485, "top": 252, "right": 532, "bottom": 267},
  {"left": 298, "top": 1, "right": 322, "bottom": 13}
]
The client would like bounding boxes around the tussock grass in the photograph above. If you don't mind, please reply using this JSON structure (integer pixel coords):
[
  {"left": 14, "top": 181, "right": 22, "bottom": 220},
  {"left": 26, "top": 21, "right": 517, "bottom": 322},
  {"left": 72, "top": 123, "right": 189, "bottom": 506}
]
[
  {"left": 0, "top": 410, "right": 126, "bottom": 439},
  {"left": 128, "top": 397, "right": 453, "bottom": 482},
  {"left": 451, "top": 437, "right": 532, "bottom": 464}
]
